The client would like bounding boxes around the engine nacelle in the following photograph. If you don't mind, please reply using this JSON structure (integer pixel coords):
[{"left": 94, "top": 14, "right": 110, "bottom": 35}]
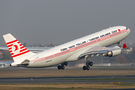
[{"left": 105, "top": 49, "right": 122, "bottom": 57}]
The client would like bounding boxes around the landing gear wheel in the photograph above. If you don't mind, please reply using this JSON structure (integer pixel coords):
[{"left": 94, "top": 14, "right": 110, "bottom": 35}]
[
  {"left": 83, "top": 66, "right": 87, "bottom": 70},
  {"left": 83, "top": 66, "right": 90, "bottom": 70},
  {"left": 58, "top": 65, "right": 61, "bottom": 70},
  {"left": 89, "top": 62, "right": 93, "bottom": 66},
  {"left": 86, "top": 66, "right": 90, "bottom": 70},
  {"left": 57, "top": 65, "right": 65, "bottom": 70},
  {"left": 61, "top": 66, "right": 65, "bottom": 70}
]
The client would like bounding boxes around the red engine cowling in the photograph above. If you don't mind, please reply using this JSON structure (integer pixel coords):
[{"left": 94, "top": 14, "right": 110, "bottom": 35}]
[{"left": 106, "top": 49, "right": 122, "bottom": 57}]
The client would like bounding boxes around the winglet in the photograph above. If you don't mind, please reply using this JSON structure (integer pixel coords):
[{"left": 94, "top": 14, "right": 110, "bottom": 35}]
[{"left": 123, "top": 43, "right": 127, "bottom": 49}]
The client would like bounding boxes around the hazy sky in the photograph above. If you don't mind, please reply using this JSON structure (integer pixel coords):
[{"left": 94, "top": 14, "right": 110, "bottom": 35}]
[{"left": 0, "top": 0, "right": 135, "bottom": 45}]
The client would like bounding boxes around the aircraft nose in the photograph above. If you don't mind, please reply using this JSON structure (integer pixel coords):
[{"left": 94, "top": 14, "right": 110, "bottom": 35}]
[
  {"left": 128, "top": 29, "right": 131, "bottom": 34},
  {"left": 126, "top": 27, "right": 130, "bottom": 34}
]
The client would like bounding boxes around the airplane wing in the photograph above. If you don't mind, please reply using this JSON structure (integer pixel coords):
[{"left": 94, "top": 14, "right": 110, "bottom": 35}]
[
  {"left": 79, "top": 44, "right": 127, "bottom": 59},
  {"left": 0, "top": 46, "right": 51, "bottom": 53}
]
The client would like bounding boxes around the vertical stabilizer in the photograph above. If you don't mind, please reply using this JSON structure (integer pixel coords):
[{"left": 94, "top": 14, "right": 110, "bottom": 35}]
[{"left": 3, "top": 33, "right": 35, "bottom": 62}]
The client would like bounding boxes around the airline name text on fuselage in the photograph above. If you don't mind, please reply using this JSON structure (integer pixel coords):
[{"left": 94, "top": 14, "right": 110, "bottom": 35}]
[{"left": 61, "top": 30, "right": 118, "bottom": 51}]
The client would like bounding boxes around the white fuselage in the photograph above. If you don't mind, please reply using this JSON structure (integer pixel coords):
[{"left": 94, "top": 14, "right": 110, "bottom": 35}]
[{"left": 27, "top": 26, "right": 130, "bottom": 67}]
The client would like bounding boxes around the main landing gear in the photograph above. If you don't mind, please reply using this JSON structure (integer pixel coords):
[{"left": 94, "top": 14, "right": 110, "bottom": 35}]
[
  {"left": 83, "top": 61, "right": 93, "bottom": 70},
  {"left": 58, "top": 65, "right": 65, "bottom": 70},
  {"left": 57, "top": 62, "right": 68, "bottom": 70},
  {"left": 83, "top": 55, "right": 93, "bottom": 70}
]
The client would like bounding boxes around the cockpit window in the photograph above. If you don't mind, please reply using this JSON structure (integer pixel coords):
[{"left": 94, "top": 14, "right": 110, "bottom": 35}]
[{"left": 126, "top": 27, "right": 129, "bottom": 30}]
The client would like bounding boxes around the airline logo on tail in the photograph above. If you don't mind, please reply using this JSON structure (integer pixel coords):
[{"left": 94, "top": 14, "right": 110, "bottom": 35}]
[
  {"left": 3, "top": 33, "right": 33, "bottom": 61},
  {"left": 7, "top": 39, "right": 30, "bottom": 58}
]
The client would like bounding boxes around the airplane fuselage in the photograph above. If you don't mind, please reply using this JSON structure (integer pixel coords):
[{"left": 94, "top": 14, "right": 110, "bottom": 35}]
[{"left": 26, "top": 26, "right": 130, "bottom": 68}]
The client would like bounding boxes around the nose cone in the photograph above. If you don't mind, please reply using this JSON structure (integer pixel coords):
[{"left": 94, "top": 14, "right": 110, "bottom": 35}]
[
  {"left": 126, "top": 27, "right": 130, "bottom": 35},
  {"left": 128, "top": 29, "right": 131, "bottom": 35}
]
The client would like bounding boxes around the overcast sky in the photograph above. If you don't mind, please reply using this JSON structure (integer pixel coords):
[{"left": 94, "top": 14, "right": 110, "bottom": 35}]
[{"left": 0, "top": 0, "right": 135, "bottom": 46}]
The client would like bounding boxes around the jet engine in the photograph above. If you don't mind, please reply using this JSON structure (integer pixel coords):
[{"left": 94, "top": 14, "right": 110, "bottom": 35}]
[{"left": 104, "top": 49, "right": 121, "bottom": 57}]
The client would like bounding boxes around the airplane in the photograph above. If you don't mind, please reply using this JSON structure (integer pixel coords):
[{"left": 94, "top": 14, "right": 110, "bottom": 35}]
[{"left": 2, "top": 26, "right": 130, "bottom": 70}]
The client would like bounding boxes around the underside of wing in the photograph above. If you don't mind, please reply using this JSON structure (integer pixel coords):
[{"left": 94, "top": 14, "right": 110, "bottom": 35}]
[{"left": 79, "top": 45, "right": 122, "bottom": 59}]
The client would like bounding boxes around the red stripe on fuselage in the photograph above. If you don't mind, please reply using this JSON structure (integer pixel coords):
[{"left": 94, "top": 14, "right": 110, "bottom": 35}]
[{"left": 31, "top": 29, "right": 129, "bottom": 62}]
